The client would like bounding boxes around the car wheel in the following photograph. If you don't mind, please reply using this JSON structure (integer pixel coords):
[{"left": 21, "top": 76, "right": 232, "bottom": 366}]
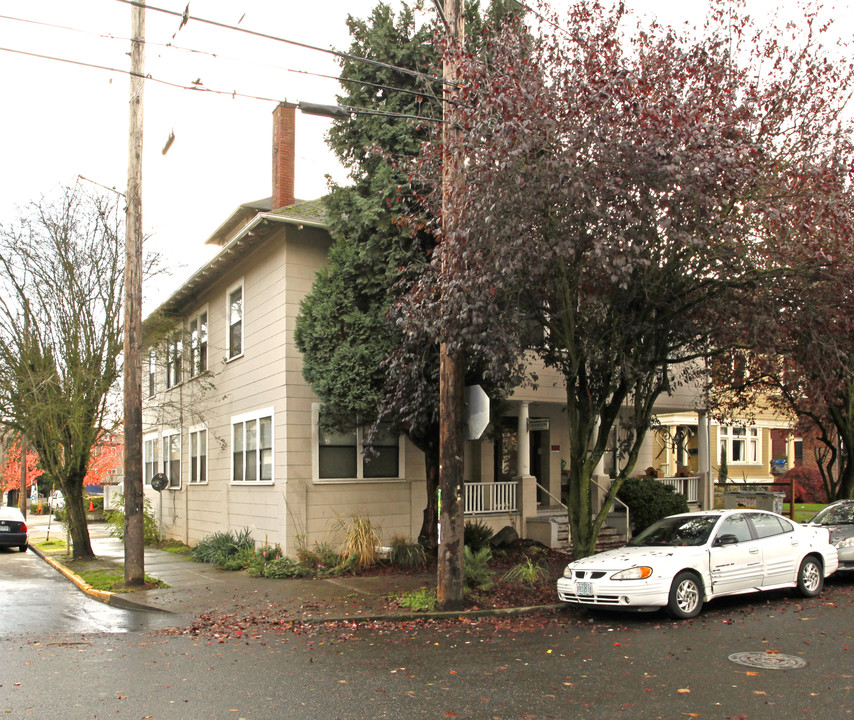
[
  {"left": 797, "top": 556, "right": 823, "bottom": 597},
  {"left": 667, "top": 571, "right": 703, "bottom": 619},
  {"left": 19, "top": 544, "right": 27, "bottom": 553}
]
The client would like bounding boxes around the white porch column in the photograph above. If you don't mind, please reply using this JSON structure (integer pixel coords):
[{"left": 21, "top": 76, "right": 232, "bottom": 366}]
[
  {"left": 786, "top": 433, "right": 796, "bottom": 471},
  {"left": 518, "top": 402, "right": 530, "bottom": 477},
  {"left": 593, "top": 418, "right": 606, "bottom": 476},
  {"left": 697, "top": 410, "right": 712, "bottom": 509}
]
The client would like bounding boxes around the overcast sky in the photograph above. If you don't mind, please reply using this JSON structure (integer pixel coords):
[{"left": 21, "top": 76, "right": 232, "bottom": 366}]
[{"left": 0, "top": 0, "right": 849, "bottom": 310}]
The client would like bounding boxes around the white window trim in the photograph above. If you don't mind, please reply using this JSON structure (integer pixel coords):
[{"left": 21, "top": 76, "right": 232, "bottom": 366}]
[
  {"left": 143, "top": 432, "right": 159, "bottom": 487},
  {"left": 718, "top": 425, "right": 761, "bottom": 466},
  {"left": 162, "top": 429, "right": 182, "bottom": 489},
  {"left": 165, "top": 332, "right": 184, "bottom": 390},
  {"left": 311, "top": 403, "right": 405, "bottom": 484},
  {"left": 226, "top": 279, "right": 244, "bottom": 362},
  {"left": 188, "top": 306, "right": 209, "bottom": 378},
  {"left": 231, "top": 407, "right": 274, "bottom": 485},
  {"left": 188, "top": 423, "right": 208, "bottom": 485},
  {"left": 147, "top": 349, "right": 157, "bottom": 398}
]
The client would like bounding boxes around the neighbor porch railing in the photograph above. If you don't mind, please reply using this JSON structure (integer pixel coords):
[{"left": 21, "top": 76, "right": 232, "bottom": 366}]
[
  {"left": 659, "top": 475, "right": 700, "bottom": 504},
  {"left": 464, "top": 481, "right": 518, "bottom": 515}
]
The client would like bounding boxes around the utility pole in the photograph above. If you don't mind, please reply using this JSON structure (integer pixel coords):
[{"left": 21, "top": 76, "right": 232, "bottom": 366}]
[
  {"left": 437, "top": 0, "right": 466, "bottom": 610},
  {"left": 123, "top": 0, "right": 146, "bottom": 586},
  {"left": 19, "top": 436, "right": 27, "bottom": 519}
]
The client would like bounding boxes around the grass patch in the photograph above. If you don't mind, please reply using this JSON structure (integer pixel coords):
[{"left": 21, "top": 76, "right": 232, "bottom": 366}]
[
  {"left": 783, "top": 503, "right": 826, "bottom": 523},
  {"left": 35, "top": 539, "right": 67, "bottom": 551},
  {"left": 63, "top": 558, "right": 168, "bottom": 592},
  {"left": 159, "top": 540, "right": 191, "bottom": 555},
  {"left": 394, "top": 587, "right": 437, "bottom": 612}
]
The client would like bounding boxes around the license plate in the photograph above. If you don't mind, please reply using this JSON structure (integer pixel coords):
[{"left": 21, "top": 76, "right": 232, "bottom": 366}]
[
  {"left": 576, "top": 581, "right": 593, "bottom": 596},
  {"left": 0, "top": 525, "right": 9, "bottom": 532}
]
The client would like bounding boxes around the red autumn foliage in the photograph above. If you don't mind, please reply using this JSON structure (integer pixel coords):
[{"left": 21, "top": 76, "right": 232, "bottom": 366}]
[
  {"left": 0, "top": 440, "right": 44, "bottom": 493},
  {"left": 776, "top": 467, "right": 828, "bottom": 505}
]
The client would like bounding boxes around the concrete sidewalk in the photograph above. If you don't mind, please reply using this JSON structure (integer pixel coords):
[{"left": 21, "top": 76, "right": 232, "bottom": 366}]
[{"left": 26, "top": 514, "right": 547, "bottom": 625}]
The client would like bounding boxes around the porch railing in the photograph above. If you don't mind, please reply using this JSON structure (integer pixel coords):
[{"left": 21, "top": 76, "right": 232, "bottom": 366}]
[
  {"left": 464, "top": 481, "right": 518, "bottom": 515},
  {"left": 659, "top": 476, "right": 700, "bottom": 504}
]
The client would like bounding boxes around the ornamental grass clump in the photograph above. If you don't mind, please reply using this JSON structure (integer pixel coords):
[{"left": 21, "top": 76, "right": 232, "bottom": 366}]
[
  {"left": 388, "top": 535, "right": 426, "bottom": 570},
  {"left": 335, "top": 514, "right": 382, "bottom": 570},
  {"left": 464, "top": 545, "right": 493, "bottom": 591},
  {"left": 502, "top": 557, "right": 548, "bottom": 585}
]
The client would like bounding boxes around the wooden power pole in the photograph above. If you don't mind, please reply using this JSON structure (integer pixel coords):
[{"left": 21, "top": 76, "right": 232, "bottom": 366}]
[
  {"left": 437, "top": 0, "right": 466, "bottom": 610},
  {"left": 123, "top": 0, "right": 146, "bottom": 586}
]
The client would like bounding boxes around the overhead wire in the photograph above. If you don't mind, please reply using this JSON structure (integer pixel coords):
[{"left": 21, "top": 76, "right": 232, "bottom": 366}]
[
  {"left": 0, "top": 12, "right": 442, "bottom": 110},
  {"left": 0, "top": 45, "right": 445, "bottom": 124},
  {"left": 113, "top": 0, "right": 451, "bottom": 89}
]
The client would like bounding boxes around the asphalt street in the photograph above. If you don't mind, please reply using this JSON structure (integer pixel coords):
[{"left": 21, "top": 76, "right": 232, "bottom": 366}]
[{"left": 1, "top": 556, "right": 853, "bottom": 720}]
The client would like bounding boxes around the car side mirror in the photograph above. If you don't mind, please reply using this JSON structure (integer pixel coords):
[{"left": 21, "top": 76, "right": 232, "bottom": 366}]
[{"left": 715, "top": 533, "right": 738, "bottom": 546}]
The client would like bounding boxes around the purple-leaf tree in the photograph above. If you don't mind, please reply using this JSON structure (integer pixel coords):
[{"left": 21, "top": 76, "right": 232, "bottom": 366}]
[{"left": 392, "top": 0, "right": 854, "bottom": 557}]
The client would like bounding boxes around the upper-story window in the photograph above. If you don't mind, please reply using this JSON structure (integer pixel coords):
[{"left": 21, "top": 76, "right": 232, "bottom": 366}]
[
  {"left": 147, "top": 349, "right": 156, "bottom": 398},
  {"left": 189, "top": 309, "right": 208, "bottom": 376},
  {"left": 165, "top": 335, "right": 183, "bottom": 389},
  {"left": 227, "top": 282, "right": 243, "bottom": 360},
  {"left": 719, "top": 425, "right": 760, "bottom": 464}
]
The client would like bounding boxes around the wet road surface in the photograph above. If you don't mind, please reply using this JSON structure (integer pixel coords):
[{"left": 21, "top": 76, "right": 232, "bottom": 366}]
[{"left": 0, "top": 547, "right": 169, "bottom": 636}]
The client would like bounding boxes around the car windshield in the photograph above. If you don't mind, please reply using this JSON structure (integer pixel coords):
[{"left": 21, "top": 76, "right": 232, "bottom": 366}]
[
  {"left": 810, "top": 503, "right": 854, "bottom": 526},
  {"left": 628, "top": 515, "right": 719, "bottom": 547}
]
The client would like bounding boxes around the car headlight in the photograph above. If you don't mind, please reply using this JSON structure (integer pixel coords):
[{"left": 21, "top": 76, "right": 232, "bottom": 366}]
[
  {"left": 611, "top": 566, "right": 653, "bottom": 581},
  {"left": 563, "top": 566, "right": 575, "bottom": 578},
  {"left": 835, "top": 537, "right": 854, "bottom": 549}
]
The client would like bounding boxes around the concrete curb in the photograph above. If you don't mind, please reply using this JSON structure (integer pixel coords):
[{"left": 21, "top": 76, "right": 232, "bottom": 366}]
[
  {"left": 28, "top": 543, "right": 168, "bottom": 613},
  {"left": 30, "top": 542, "right": 568, "bottom": 623}
]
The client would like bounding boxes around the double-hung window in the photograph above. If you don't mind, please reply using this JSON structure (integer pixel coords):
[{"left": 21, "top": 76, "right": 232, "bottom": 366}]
[
  {"left": 143, "top": 435, "right": 159, "bottom": 486},
  {"left": 162, "top": 430, "right": 181, "bottom": 488},
  {"left": 232, "top": 409, "right": 273, "bottom": 483},
  {"left": 147, "top": 349, "right": 157, "bottom": 397},
  {"left": 315, "top": 405, "right": 401, "bottom": 480},
  {"left": 719, "top": 425, "right": 760, "bottom": 464},
  {"left": 189, "top": 426, "right": 207, "bottom": 484},
  {"left": 188, "top": 310, "right": 208, "bottom": 376},
  {"left": 227, "top": 282, "right": 243, "bottom": 360},
  {"left": 165, "top": 335, "right": 182, "bottom": 389}
]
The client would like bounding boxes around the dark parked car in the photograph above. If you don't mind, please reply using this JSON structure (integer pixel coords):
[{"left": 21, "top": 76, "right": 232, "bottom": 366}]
[
  {"left": 0, "top": 506, "right": 28, "bottom": 551},
  {"left": 806, "top": 499, "right": 854, "bottom": 570}
]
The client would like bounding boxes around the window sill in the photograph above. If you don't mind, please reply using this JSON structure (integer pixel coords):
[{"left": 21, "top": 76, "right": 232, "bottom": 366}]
[
  {"left": 229, "top": 481, "right": 274, "bottom": 486},
  {"left": 313, "top": 477, "right": 406, "bottom": 485},
  {"left": 188, "top": 481, "right": 209, "bottom": 486},
  {"left": 226, "top": 352, "right": 244, "bottom": 363}
]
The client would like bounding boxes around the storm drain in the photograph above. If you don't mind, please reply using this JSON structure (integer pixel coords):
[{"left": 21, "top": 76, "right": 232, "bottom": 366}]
[{"left": 728, "top": 652, "right": 807, "bottom": 670}]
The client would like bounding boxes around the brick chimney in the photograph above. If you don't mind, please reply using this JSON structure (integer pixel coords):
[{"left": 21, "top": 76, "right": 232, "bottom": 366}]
[{"left": 272, "top": 103, "right": 296, "bottom": 209}]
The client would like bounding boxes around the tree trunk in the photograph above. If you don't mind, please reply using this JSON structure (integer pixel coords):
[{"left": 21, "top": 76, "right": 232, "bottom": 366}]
[
  {"left": 62, "top": 479, "right": 94, "bottom": 560},
  {"left": 418, "top": 440, "right": 440, "bottom": 554}
]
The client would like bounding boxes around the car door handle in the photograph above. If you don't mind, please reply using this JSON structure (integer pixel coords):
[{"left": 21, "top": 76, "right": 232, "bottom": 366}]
[{"left": 749, "top": 548, "right": 760, "bottom": 554}]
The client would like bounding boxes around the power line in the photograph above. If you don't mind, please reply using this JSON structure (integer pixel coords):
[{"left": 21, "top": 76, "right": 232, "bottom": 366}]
[
  {"left": 0, "top": 12, "right": 440, "bottom": 109},
  {"left": 0, "top": 45, "right": 444, "bottom": 124},
  {"left": 113, "top": 0, "right": 450, "bottom": 88}
]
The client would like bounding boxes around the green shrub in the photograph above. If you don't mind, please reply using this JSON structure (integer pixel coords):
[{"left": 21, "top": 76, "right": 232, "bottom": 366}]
[
  {"left": 295, "top": 540, "right": 341, "bottom": 574},
  {"left": 464, "top": 545, "right": 493, "bottom": 590},
  {"left": 396, "top": 587, "right": 437, "bottom": 612},
  {"left": 86, "top": 496, "right": 104, "bottom": 512},
  {"left": 263, "top": 556, "right": 313, "bottom": 579},
  {"left": 617, "top": 476, "right": 689, "bottom": 534},
  {"left": 104, "top": 494, "right": 161, "bottom": 545},
  {"left": 502, "top": 557, "right": 548, "bottom": 585},
  {"left": 464, "top": 519, "right": 493, "bottom": 552},
  {"left": 190, "top": 528, "right": 254, "bottom": 568},
  {"left": 388, "top": 535, "right": 426, "bottom": 570}
]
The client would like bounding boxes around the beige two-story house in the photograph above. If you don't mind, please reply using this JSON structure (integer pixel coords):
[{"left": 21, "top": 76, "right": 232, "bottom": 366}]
[{"left": 143, "top": 103, "right": 784, "bottom": 554}]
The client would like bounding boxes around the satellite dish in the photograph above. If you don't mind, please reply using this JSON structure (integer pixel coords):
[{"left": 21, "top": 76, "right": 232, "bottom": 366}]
[{"left": 151, "top": 473, "right": 168, "bottom": 492}]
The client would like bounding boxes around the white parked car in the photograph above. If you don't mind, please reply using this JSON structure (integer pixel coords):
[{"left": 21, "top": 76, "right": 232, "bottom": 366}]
[{"left": 557, "top": 509, "right": 838, "bottom": 619}]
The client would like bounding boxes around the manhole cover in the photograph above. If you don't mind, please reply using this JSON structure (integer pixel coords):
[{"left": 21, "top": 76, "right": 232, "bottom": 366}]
[{"left": 728, "top": 652, "right": 807, "bottom": 670}]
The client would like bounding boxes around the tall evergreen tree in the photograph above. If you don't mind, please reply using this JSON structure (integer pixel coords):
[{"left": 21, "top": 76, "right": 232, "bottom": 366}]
[{"left": 295, "top": 1, "right": 518, "bottom": 550}]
